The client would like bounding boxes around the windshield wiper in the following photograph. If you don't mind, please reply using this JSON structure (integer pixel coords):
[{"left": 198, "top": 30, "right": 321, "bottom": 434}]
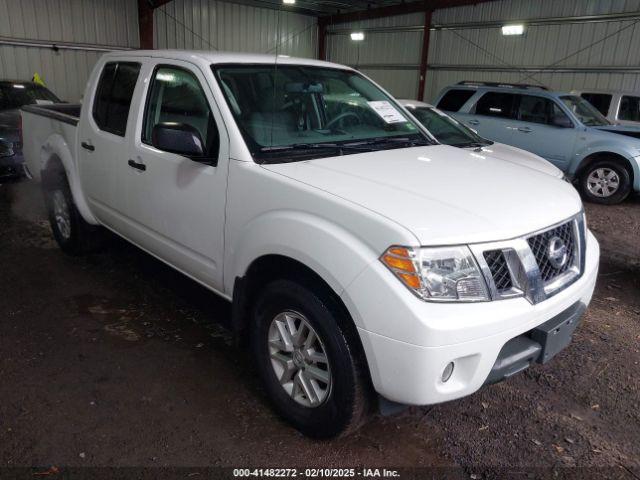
[
  {"left": 457, "top": 141, "right": 492, "bottom": 148},
  {"left": 344, "top": 137, "right": 433, "bottom": 149},
  {"left": 260, "top": 142, "right": 373, "bottom": 153}
]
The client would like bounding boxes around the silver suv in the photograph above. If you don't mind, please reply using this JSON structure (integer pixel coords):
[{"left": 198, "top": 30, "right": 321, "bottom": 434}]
[{"left": 435, "top": 81, "right": 640, "bottom": 204}]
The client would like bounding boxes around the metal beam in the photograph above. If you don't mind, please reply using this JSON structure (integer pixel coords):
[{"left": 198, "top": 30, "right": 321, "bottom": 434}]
[
  {"left": 347, "top": 63, "right": 640, "bottom": 74},
  {"left": 328, "top": 10, "right": 640, "bottom": 34},
  {"left": 417, "top": 10, "right": 432, "bottom": 101},
  {"left": 138, "top": 0, "right": 175, "bottom": 50},
  {"left": 318, "top": 22, "right": 327, "bottom": 60},
  {"left": 318, "top": 0, "right": 493, "bottom": 27},
  {"left": 0, "top": 36, "right": 132, "bottom": 52}
]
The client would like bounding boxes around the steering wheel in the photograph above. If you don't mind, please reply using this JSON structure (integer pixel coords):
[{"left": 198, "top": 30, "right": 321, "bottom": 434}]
[{"left": 325, "top": 111, "right": 362, "bottom": 130}]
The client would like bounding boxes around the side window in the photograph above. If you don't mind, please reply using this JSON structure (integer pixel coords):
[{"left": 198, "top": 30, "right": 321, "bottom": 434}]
[
  {"left": 92, "top": 62, "right": 141, "bottom": 136},
  {"left": 580, "top": 93, "right": 612, "bottom": 116},
  {"left": 618, "top": 95, "right": 640, "bottom": 122},
  {"left": 518, "top": 95, "right": 570, "bottom": 125},
  {"left": 142, "top": 66, "right": 219, "bottom": 159},
  {"left": 474, "top": 92, "right": 517, "bottom": 119},
  {"left": 436, "top": 89, "right": 475, "bottom": 112}
]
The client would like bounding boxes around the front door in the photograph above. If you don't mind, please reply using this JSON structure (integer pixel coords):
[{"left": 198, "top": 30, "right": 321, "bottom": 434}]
[
  {"left": 510, "top": 94, "right": 578, "bottom": 169},
  {"left": 120, "top": 60, "right": 229, "bottom": 290}
]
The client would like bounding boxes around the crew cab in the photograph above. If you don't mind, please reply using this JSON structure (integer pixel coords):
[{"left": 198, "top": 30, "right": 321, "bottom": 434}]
[
  {"left": 435, "top": 81, "right": 640, "bottom": 204},
  {"left": 22, "top": 51, "right": 599, "bottom": 438}
]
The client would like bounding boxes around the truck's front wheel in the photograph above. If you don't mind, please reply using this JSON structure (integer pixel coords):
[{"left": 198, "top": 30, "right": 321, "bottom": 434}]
[
  {"left": 250, "top": 279, "right": 369, "bottom": 438},
  {"left": 43, "top": 171, "right": 101, "bottom": 255}
]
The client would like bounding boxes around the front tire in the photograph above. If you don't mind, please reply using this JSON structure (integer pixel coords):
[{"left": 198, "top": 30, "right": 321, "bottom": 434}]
[
  {"left": 250, "top": 279, "right": 369, "bottom": 438},
  {"left": 579, "top": 159, "right": 632, "bottom": 205},
  {"left": 43, "top": 171, "right": 101, "bottom": 255}
]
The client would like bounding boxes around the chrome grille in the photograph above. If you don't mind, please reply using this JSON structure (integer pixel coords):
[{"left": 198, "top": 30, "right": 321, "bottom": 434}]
[
  {"left": 471, "top": 214, "right": 585, "bottom": 305},
  {"left": 527, "top": 222, "right": 576, "bottom": 282},
  {"left": 483, "top": 250, "right": 513, "bottom": 292}
]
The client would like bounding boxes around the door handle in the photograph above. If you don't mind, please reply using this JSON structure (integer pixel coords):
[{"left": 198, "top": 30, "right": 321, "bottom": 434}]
[
  {"left": 518, "top": 127, "right": 533, "bottom": 133},
  {"left": 81, "top": 141, "right": 95, "bottom": 152},
  {"left": 467, "top": 119, "right": 480, "bottom": 126},
  {"left": 128, "top": 159, "right": 146, "bottom": 172}
]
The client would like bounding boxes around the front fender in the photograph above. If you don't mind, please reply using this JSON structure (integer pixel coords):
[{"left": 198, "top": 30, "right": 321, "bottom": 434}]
[
  {"left": 226, "top": 209, "right": 382, "bottom": 323},
  {"left": 41, "top": 134, "right": 98, "bottom": 225},
  {"left": 569, "top": 140, "right": 640, "bottom": 190}
]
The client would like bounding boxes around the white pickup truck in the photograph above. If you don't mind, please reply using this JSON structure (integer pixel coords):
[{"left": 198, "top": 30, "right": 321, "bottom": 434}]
[{"left": 22, "top": 50, "right": 599, "bottom": 438}]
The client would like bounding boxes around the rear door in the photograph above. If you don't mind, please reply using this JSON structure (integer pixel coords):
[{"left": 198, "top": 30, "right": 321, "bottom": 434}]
[
  {"left": 464, "top": 91, "right": 518, "bottom": 144},
  {"left": 78, "top": 61, "right": 142, "bottom": 224},
  {"left": 508, "top": 94, "right": 578, "bottom": 168},
  {"left": 119, "top": 59, "right": 229, "bottom": 290}
]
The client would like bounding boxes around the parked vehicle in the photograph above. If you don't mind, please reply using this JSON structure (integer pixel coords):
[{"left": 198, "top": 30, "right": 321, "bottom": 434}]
[
  {"left": 0, "top": 80, "right": 60, "bottom": 178},
  {"left": 434, "top": 81, "right": 640, "bottom": 204},
  {"left": 399, "top": 99, "right": 564, "bottom": 179},
  {"left": 22, "top": 52, "right": 599, "bottom": 438},
  {"left": 573, "top": 89, "right": 640, "bottom": 127}
]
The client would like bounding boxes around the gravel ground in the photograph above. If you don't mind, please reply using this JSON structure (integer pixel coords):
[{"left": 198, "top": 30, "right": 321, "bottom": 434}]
[{"left": 0, "top": 180, "right": 638, "bottom": 478}]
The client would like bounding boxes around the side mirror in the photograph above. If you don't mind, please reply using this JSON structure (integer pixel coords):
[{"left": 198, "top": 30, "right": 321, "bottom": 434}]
[
  {"left": 152, "top": 122, "right": 205, "bottom": 158},
  {"left": 551, "top": 115, "right": 573, "bottom": 128}
]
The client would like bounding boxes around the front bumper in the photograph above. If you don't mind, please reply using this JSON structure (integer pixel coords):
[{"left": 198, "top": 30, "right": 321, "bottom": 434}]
[{"left": 342, "top": 230, "right": 599, "bottom": 405}]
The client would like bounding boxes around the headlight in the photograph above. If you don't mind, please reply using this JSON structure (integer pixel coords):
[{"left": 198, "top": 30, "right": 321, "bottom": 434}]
[{"left": 381, "top": 246, "right": 489, "bottom": 302}]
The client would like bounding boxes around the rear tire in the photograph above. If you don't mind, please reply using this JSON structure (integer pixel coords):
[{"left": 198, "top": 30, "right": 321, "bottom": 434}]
[
  {"left": 579, "top": 158, "right": 632, "bottom": 205},
  {"left": 43, "top": 171, "right": 102, "bottom": 255},
  {"left": 250, "top": 278, "right": 370, "bottom": 438}
]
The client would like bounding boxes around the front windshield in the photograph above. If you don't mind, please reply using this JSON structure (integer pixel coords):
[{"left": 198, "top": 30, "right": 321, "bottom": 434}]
[
  {"left": 213, "top": 64, "right": 432, "bottom": 163},
  {"left": 0, "top": 84, "right": 60, "bottom": 111},
  {"left": 408, "top": 106, "right": 490, "bottom": 147},
  {"left": 560, "top": 95, "right": 610, "bottom": 127}
]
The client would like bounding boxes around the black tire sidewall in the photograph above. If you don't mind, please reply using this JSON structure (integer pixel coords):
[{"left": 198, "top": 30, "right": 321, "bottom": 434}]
[
  {"left": 250, "top": 279, "right": 360, "bottom": 438},
  {"left": 580, "top": 160, "right": 631, "bottom": 205},
  {"left": 44, "top": 174, "right": 85, "bottom": 254}
]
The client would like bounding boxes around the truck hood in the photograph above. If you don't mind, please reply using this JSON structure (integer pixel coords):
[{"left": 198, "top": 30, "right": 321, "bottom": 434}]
[
  {"left": 476, "top": 142, "right": 563, "bottom": 178},
  {"left": 592, "top": 124, "right": 640, "bottom": 140},
  {"left": 263, "top": 145, "right": 582, "bottom": 245}
]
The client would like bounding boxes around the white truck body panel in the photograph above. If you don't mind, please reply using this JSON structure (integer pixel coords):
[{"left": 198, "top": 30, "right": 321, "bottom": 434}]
[{"left": 21, "top": 50, "right": 599, "bottom": 408}]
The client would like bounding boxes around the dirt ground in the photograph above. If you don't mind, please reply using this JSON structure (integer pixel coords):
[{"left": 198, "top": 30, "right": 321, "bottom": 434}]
[{"left": 0, "top": 179, "right": 638, "bottom": 478}]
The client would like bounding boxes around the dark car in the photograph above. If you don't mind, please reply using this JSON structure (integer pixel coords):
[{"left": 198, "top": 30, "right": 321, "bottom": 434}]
[{"left": 0, "top": 81, "right": 60, "bottom": 178}]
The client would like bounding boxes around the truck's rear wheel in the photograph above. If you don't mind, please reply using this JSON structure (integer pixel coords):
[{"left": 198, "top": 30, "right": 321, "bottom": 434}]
[
  {"left": 250, "top": 279, "right": 369, "bottom": 438},
  {"left": 43, "top": 171, "right": 101, "bottom": 255},
  {"left": 579, "top": 158, "right": 632, "bottom": 205}
]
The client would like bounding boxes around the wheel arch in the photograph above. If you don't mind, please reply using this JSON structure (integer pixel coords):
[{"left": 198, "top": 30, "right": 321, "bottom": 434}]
[
  {"left": 232, "top": 253, "right": 374, "bottom": 389},
  {"left": 39, "top": 135, "right": 98, "bottom": 225},
  {"left": 575, "top": 151, "right": 635, "bottom": 186}
]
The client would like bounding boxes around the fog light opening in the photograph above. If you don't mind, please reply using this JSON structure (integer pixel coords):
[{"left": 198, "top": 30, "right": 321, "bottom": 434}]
[{"left": 442, "top": 362, "right": 454, "bottom": 383}]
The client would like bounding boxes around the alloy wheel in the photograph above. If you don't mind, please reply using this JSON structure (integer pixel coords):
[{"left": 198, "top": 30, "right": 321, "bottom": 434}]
[
  {"left": 587, "top": 167, "right": 620, "bottom": 198},
  {"left": 268, "top": 310, "right": 332, "bottom": 408},
  {"left": 52, "top": 190, "right": 71, "bottom": 240}
]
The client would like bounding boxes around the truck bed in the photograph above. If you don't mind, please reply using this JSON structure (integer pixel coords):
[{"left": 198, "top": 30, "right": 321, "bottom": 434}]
[
  {"left": 21, "top": 103, "right": 81, "bottom": 126},
  {"left": 21, "top": 103, "right": 81, "bottom": 182}
]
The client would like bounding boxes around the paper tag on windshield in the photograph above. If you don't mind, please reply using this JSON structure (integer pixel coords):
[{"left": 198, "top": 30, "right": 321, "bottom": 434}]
[
  {"left": 35, "top": 99, "right": 54, "bottom": 105},
  {"left": 367, "top": 101, "right": 406, "bottom": 124}
]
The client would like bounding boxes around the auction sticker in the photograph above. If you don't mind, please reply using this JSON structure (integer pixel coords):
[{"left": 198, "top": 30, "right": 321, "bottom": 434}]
[{"left": 367, "top": 101, "right": 406, "bottom": 124}]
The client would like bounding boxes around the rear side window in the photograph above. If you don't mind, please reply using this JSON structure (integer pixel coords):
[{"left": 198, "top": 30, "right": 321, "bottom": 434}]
[
  {"left": 618, "top": 95, "right": 640, "bottom": 122},
  {"left": 92, "top": 62, "right": 141, "bottom": 136},
  {"left": 474, "top": 92, "right": 517, "bottom": 119},
  {"left": 580, "top": 93, "right": 612, "bottom": 116},
  {"left": 436, "top": 89, "right": 475, "bottom": 112}
]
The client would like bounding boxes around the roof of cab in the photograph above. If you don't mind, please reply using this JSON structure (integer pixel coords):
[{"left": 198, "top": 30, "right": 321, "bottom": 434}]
[{"left": 102, "top": 49, "right": 352, "bottom": 71}]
